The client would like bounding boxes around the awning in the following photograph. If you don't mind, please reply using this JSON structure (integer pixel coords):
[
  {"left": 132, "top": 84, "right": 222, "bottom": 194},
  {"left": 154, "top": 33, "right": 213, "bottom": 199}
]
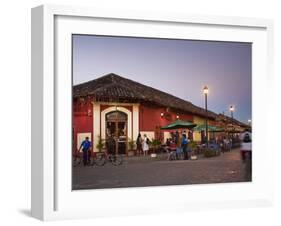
[
  {"left": 161, "top": 120, "right": 197, "bottom": 130},
  {"left": 192, "top": 124, "right": 224, "bottom": 132},
  {"left": 225, "top": 127, "right": 244, "bottom": 133}
]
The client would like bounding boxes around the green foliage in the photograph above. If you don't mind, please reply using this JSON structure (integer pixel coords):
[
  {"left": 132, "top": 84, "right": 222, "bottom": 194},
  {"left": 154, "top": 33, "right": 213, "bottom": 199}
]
[
  {"left": 150, "top": 139, "right": 161, "bottom": 153},
  {"left": 151, "top": 139, "right": 161, "bottom": 147},
  {"left": 95, "top": 135, "right": 105, "bottom": 152},
  {"left": 188, "top": 141, "right": 197, "bottom": 149},
  {"left": 128, "top": 139, "right": 135, "bottom": 151}
]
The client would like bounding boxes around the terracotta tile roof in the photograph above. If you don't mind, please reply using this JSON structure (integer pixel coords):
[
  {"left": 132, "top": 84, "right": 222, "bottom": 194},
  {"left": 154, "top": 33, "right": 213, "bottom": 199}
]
[
  {"left": 73, "top": 73, "right": 218, "bottom": 119},
  {"left": 217, "top": 113, "right": 250, "bottom": 128}
]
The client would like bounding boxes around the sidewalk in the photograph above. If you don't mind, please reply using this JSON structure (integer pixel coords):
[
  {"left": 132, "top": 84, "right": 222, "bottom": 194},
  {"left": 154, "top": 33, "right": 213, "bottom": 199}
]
[{"left": 122, "top": 148, "right": 240, "bottom": 163}]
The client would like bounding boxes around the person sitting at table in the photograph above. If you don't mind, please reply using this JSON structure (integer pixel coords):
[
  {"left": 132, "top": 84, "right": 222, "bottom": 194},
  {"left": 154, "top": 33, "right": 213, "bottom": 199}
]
[{"left": 165, "top": 138, "right": 171, "bottom": 146}]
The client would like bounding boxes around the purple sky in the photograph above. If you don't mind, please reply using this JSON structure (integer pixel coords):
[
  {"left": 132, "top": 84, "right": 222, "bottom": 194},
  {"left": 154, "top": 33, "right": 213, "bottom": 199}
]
[{"left": 72, "top": 35, "right": 252, "bottom": 123}]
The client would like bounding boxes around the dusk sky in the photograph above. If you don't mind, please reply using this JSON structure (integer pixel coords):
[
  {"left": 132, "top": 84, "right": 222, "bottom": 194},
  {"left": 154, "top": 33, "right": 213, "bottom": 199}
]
[{"left": 72, "top": 35, "right": 252, "bottom": 123}]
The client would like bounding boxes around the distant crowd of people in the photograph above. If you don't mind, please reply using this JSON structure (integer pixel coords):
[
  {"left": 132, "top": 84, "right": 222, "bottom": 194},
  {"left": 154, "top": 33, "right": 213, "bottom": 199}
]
[
  {"left": 76, "top": 129, "right": 252, "bottom": 166},
  {"left": 210, "top": 134, "right": 242, "bottom": 151},
  {"left": 164, "top": 132, "right": 190, "bottom": 160}
]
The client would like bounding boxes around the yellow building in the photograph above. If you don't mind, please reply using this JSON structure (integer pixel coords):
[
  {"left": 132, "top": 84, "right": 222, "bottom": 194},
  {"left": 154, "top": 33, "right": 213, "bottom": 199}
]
[
  {"left": 193, "top": 116, "right": 216, "bottom": 142},
  {"left": 193, "top": 116, "right": 204, "bottom": 142}
]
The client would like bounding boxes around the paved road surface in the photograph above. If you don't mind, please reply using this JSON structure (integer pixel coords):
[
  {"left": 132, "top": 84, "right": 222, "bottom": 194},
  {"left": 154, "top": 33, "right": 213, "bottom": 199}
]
[{"left": 72, "top": 148, "right": 251, "bottom": 190}]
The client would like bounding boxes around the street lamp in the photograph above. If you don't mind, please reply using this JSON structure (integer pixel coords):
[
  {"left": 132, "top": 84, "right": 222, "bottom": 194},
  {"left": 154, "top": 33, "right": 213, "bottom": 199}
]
[
  {"left": 248, "top": 119, "right": 252, "bottom": 125},
  {"left": 229, "top": 105, "right": 235, "bottom": 137},
  {"left": 203, "top": 86, "right": 209, "bottom": 147}
]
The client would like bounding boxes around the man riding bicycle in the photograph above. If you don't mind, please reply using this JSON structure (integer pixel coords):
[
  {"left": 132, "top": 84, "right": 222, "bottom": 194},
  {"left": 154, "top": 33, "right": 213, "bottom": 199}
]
[{"left": 240, "top": 129, "right": 252, "bottom": 161}]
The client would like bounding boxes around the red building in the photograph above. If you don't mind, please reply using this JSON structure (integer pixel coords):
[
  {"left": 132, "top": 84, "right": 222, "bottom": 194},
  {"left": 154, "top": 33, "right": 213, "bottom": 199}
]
[{"left": 73, "top": 73, "right": 218, "bottom": 153}]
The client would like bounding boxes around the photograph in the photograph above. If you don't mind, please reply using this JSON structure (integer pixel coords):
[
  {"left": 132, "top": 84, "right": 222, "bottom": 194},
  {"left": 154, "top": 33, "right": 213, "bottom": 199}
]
[{"left": 72, "top": 34, "right": 252, "bottom": 190}]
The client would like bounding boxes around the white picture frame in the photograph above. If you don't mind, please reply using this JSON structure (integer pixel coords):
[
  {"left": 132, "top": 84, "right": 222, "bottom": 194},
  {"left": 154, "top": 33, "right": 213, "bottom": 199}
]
[{"left": 31, "top": 4, "right": 274, "bottom": 221}]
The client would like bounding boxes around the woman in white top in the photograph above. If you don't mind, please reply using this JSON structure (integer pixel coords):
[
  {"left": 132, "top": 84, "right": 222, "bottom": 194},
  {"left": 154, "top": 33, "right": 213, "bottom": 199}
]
[{"left": 142, "top": 134, "right": 149, "bottom": 156}]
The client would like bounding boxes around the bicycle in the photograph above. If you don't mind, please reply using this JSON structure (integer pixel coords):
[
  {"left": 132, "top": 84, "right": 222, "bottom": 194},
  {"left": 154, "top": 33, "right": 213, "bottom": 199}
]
[
  {"left": 73, "top": 150, "right": 94, "bottom": 167},
  {"left": 93, "top": 152, "right": 123, "bottom": 166},
  {"left": 72, "top": 151, "right": 83, "bottom": 167},
  {"left": 167, "top": 148, "right": 184, "bottom": 161}
]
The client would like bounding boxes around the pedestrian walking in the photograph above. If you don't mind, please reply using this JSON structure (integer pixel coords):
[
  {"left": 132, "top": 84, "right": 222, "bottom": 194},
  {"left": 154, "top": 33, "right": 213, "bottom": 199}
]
[
  {"left": 215, "top": 136, "right": 219, "bottom": 144},
  {"left": 181, "top": 134, "right": 189, "bottom": 160},
  {"left": 223, "top": 137, "right": 230, "bottom": 152},
  {"left": 175, "top": 132, "right": 183, "bottom": 159},
  {"left": 142, "top": 134, "right": 150, "bottom": 156},
  {"left": 136, "top": 133, "right": 142, "bottom": 156},
  {"left": 239, "top": 129, "right": 252, "bottom": 181},
  {"left": 78, "top": 137, "right": 91, "bottom": 166}
]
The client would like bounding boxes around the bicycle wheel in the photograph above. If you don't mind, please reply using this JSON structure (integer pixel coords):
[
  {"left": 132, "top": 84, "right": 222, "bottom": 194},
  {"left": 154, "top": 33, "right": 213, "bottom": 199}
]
[
  {"left": 94, "top": 153, "right": 106, "bottom": 166},
  {"left": 111, "top": 154, "right": 123, "bottom": 166},
  {"left": 89, "top": 156, "right": 96, "bottom": 166},
  {"left": 168, "top": 152, "right": 173, "bottom": 161},
  {"left": 177, "top": 152, "right": 184, "bottom": 160},
  {"left": 73, "top": 155, "right": 81, "bottom": 167},
  {"left": 169, "top": 152, "right": 176, "bottom": 161}
]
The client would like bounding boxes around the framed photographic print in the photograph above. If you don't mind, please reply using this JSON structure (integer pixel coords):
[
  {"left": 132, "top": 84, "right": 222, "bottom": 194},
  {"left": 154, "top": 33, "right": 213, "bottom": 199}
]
[{"left": 31, "top": 4, "right": 274, "bottom": 221}]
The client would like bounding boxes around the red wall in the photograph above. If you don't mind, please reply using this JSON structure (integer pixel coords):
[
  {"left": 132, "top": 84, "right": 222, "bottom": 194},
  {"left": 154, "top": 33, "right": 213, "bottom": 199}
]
[
  {"left": 73, "top": 102, "right": 134, "bottom": 151},
  {"left": 139, "top": 104, "right": 193, "bottom": 131},
  {"left": 100, "top": 104, "right": 132, "bottom": 112},
  {"left": 73, "top": 100, "right": 93, "bottom": 151},
  {"left": 73, "top": 101, "right": 196, "bottom": 149}
]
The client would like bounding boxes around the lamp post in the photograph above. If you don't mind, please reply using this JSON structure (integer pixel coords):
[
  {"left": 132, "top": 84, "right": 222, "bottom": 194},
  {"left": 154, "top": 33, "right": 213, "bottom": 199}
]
[
  {"left": 203, "top": 86, "right": 209, "bottom": 147},
  {"left": 229, "top": 105, "right": 235, "bottom": 137}
]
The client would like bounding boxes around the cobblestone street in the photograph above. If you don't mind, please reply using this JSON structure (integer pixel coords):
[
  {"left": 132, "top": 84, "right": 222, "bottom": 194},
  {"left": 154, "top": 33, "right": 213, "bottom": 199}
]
[{"left": 72, "top": 148, "right": 251, "bottom": 190}]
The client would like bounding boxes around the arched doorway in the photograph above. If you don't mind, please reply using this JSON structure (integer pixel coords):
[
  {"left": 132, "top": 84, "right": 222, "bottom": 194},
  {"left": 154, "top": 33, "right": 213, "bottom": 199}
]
[{"left": 105, "top": 111, "right": 127, "bottom": 154}]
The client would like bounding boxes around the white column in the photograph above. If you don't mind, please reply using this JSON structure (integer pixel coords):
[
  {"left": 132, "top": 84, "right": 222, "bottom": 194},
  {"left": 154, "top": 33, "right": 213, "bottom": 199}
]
[
  {"left": 93, "top": 103, "right": 100, "bottom": 152},
  {"left": 132, "top": 104, "right": 139, "bottom": 141}
]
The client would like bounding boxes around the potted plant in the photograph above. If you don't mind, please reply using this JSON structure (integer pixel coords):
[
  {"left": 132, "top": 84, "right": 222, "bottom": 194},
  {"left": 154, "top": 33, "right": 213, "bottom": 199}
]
[
  {"left": 150, "top": 139, "right": 161, "bottom": 158},
  {"left": 188, "top": 141, "right": 198, "bottom": 160},
  {"left": 127, "top": 139, "right": 135, "bottom": 157},
  {"left": 95, "top": 135, "right": 106, "bottom": 153}
]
